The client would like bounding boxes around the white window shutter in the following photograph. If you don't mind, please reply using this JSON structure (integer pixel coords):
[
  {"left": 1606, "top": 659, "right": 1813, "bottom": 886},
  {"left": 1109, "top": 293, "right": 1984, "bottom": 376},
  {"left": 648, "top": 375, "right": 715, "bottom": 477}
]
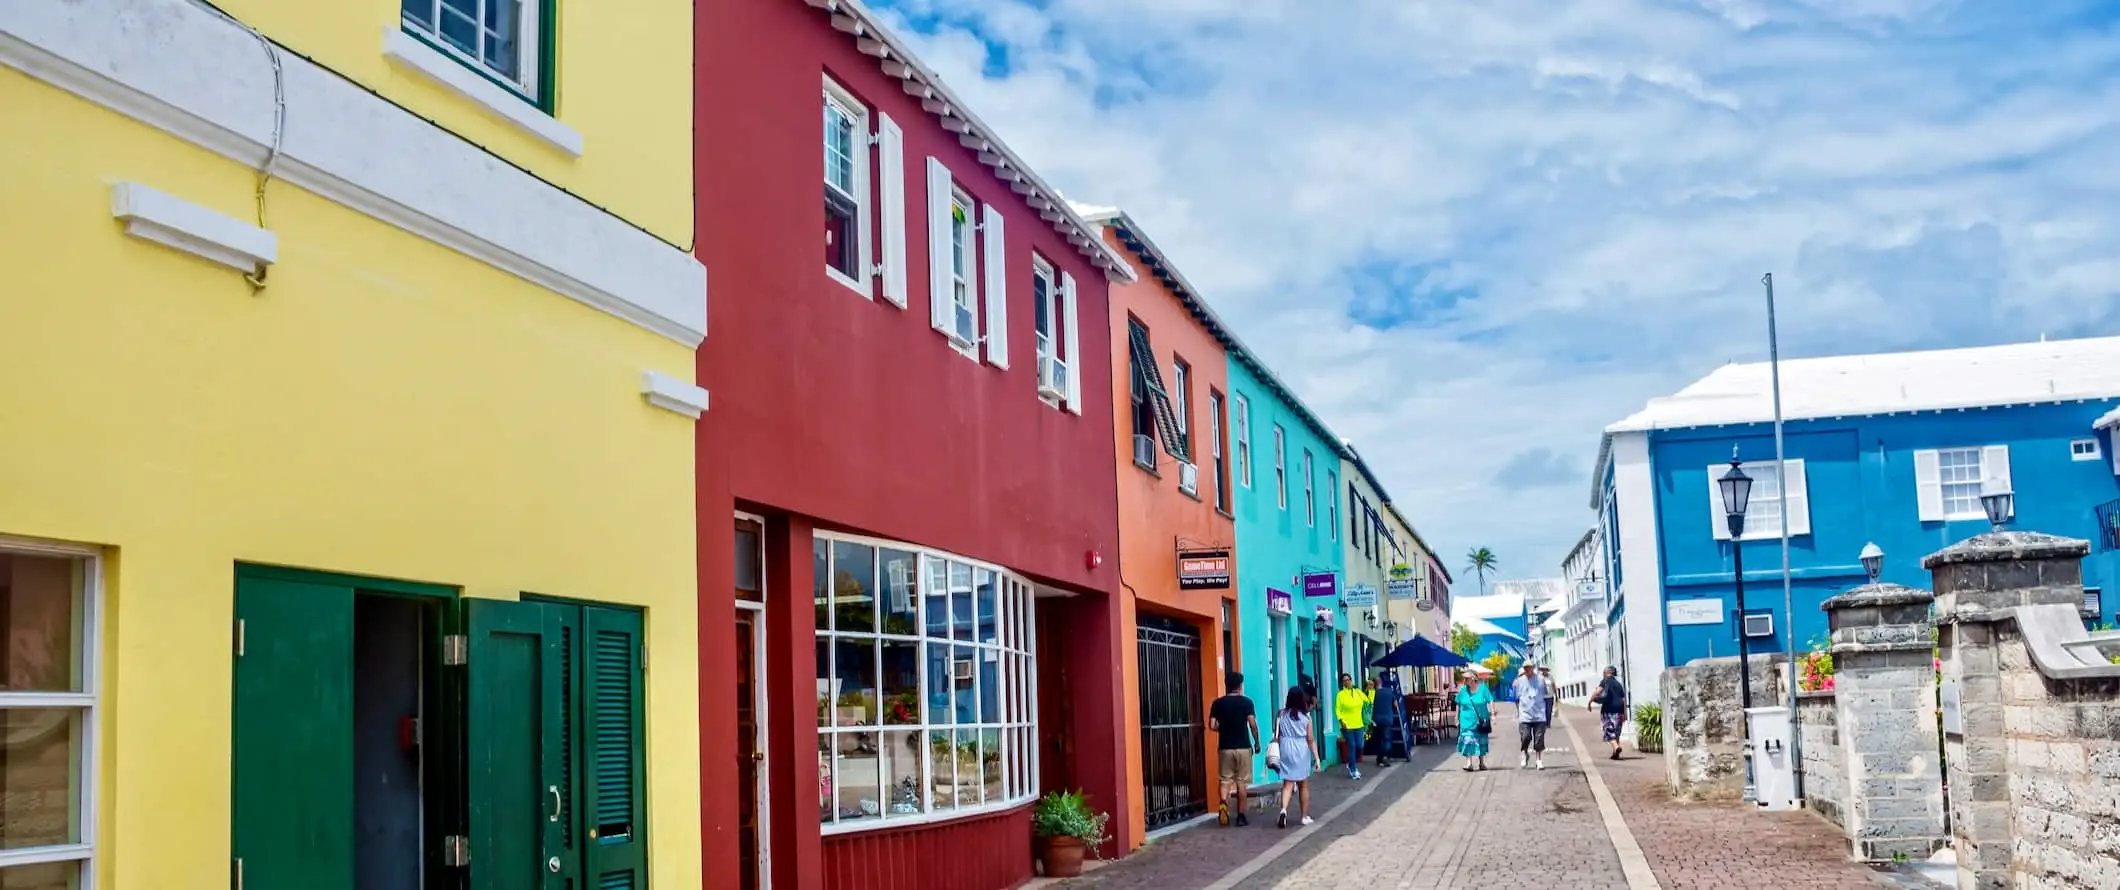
[
  {"left": 1707, "top": 465, "right": 1731, "bottom": 540},
  {"left": 1914, "top": 449, "right": 1944, "bottom": 522},
  {"left": 1060, "top": 271, "right": 1082, "bottom": 414},
  {"left": 982, "top": 204, "right": 1009, "bottom": 368},
  {"left": 1783, "top": 459, "right": 1811, "bottom": 537},
  {"left": 926, "top": 157, "right": 954, "bottom": 333},
  {"left": 876, "top": 113, "right": 907, "bottom": 307},
  {"left": 1983, "top": 444, "right": 2014, "bottom": 517}
]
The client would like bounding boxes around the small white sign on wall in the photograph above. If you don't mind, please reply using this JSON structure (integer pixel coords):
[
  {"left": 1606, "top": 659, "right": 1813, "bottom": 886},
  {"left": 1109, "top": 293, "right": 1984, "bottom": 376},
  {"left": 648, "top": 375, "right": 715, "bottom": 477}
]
[
  {"left": 1667, "top": 598, "right": 1726, "bottom": 627},
  {"left": 1939, "top": 679, "right": 1963, "bottom": 735}
]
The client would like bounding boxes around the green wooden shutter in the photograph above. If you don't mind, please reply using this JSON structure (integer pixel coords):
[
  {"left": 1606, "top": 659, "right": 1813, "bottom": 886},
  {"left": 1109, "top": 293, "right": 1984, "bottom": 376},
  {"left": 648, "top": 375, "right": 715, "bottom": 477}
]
[
  {"left": 467, "top": 599, "right": 575, "bottom": 890},
  {"left": 581, "top": 606, "right": 647, "bottom": 889},
  {"left": 233, "top": 574, "right": 356, "bottom": 890}
]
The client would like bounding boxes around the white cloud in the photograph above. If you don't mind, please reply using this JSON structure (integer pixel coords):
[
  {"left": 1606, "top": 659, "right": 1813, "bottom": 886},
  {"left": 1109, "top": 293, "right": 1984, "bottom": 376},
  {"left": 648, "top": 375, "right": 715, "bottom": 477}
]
[{"left": 870, "top": 0, "right": 2120, "bottom": 578}]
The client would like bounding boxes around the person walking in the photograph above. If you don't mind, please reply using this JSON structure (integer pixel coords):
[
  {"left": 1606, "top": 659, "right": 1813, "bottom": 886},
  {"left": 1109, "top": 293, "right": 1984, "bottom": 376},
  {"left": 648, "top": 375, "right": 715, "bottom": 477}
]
[
  {"left": 1537, "top": 666, "right": 1558, "bottom": 724},
  {"left": 1270, "top": 687, "right": 1322, "bottom": 828},
  {"left": 1333, "top": 673, "right": 1370, "bottom": 780},
  {"left": 1590, "top": 666, "right": 1630, "bottom": 760},
  {"left": 1453, "top": 668, "right": 1494, "bottom": 771},
  {"left": 1208, "top": 671, "right": 1260, "bottom": 827},
  {"left": 1511, "top": 663, "right": 1551, "bottom": 769}
]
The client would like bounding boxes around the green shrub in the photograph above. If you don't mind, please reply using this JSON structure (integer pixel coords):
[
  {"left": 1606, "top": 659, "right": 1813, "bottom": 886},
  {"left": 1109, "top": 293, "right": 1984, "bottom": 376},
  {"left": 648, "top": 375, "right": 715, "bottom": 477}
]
[
  {"left": 1031, "top": 790, "right": 1111, "bottom": 853},
  {"left": 1634, "top": 703, "right": 1665, "bottom": 753}
]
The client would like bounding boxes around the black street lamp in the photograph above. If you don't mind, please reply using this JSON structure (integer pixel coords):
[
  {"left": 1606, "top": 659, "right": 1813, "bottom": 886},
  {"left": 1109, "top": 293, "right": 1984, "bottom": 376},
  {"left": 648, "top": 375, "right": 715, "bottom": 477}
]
[
  {"left": 1718, "top": 453, "right": 1755, "bottom": 714},
  {"left": 1981, "top": 479, "right": 2014, "bottom": 533}
]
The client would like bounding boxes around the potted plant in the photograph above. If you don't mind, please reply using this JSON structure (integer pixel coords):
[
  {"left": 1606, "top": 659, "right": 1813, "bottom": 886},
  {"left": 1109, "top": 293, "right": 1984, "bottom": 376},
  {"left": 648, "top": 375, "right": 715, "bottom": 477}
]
[{"left": 1031, "top": 790, "right": 1109, "bottom": 878}]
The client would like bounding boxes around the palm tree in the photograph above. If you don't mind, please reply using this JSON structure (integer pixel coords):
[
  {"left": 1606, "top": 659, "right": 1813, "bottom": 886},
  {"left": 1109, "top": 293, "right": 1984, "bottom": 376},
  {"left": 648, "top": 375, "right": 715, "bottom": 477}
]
[{"left": 1465, "top": 547, "right": 1498, "bottom": 595}]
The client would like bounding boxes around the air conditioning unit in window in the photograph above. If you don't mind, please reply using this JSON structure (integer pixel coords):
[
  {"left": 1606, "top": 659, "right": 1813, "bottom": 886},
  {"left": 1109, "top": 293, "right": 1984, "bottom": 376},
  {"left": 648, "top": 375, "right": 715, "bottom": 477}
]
[
  {"left": 1133, "top": 434, "right": 1156, "bottom": 468},
  {"left": 1178, "top": 461, "right": 1199, "bottom": 495},
  {"left": 1039, "top": 354, "right": 1070, "bottom": 399},
  {"left": 952, "top": 658, "right": 975, "bottom": 682},
  {"left": 1741, "top": 612, "right": 1775, "bottom": 639}
]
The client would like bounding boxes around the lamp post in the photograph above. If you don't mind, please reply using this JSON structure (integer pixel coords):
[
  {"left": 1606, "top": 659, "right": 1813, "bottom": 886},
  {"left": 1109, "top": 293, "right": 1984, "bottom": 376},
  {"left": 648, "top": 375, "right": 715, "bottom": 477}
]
[
  {"left": 1981, "top": 479, "right": 2014, "bottom": 533},
  {"left": 1859, "top": 542, "right": 1883, "bottom": 584},
  {"left": 1718, "top": 453, "right": 1757, "bottom": 715}
]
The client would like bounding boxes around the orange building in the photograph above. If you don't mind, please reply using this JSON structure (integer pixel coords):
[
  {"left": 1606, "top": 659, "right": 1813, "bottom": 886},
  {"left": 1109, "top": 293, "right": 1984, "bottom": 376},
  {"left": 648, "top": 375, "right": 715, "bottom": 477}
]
[{"left": 1082, "top": 207, "right": 1243, "bottom": 843}]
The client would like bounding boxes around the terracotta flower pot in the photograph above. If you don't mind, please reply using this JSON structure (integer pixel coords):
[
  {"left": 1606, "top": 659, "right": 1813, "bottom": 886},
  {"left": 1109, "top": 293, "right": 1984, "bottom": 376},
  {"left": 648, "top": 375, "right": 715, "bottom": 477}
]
[{"left": 1039, "top": 836, "right": 1087, "bottom": 878}]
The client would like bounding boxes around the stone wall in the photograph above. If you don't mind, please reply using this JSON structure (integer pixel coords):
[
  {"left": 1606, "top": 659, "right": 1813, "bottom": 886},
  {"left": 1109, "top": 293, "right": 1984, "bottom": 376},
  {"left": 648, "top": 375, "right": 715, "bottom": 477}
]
[
  {"left": 1795, "top": 691, "right": 1845, "bottom": 827},
  {"left": 1993, "top": 621, "right": 2120, "bottom": 888},
  {"left": 1662, "top": 654, "right": 1787, "bottom": 801}
]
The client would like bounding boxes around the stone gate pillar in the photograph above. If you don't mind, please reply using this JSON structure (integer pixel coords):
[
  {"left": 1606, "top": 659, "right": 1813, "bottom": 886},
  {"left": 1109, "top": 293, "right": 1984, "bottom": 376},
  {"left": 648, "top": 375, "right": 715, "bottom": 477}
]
[
  {"left": 1820, "top": 581, "right": 1945, "bottom": 861},
  {"left": 1923, "top": 531, "right": 2091, "bottom": 890}
]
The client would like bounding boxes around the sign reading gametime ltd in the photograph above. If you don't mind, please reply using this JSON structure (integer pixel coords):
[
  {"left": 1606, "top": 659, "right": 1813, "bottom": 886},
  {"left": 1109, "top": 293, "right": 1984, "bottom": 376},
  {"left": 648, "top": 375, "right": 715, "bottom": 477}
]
[
  {"left": 1176, "top": 548, "right": 1232, "bottom": 590},
  {"left": 1266, "top": 588, "right": 1294, "bottom": 616},
  {"left": 1301, "top": 572, "right": 1337, "bottom": 599}
]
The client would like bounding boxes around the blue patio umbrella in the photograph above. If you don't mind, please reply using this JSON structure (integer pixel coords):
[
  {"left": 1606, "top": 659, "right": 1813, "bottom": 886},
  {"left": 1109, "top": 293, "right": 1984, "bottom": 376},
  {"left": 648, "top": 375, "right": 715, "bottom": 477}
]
[{"left": 1369, "top": 635, "right": 1471, "bottom": 669}]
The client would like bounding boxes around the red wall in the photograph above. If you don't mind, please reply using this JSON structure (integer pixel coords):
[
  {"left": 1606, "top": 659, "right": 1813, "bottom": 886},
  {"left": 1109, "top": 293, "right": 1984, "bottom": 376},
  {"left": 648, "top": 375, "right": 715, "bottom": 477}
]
[
  {"left": 695, "top": 1, "right": 1130, "bottom": 887},
  {"left": 821, "top": 807, "right": 1032, "bottom": 890}
]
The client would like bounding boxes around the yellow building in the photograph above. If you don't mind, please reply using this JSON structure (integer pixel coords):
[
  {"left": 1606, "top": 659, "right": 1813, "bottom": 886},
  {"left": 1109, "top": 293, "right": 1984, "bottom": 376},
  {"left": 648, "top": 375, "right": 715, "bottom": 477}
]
[{"left": 0, "top": 0, "right": 705, "bottom": 887}]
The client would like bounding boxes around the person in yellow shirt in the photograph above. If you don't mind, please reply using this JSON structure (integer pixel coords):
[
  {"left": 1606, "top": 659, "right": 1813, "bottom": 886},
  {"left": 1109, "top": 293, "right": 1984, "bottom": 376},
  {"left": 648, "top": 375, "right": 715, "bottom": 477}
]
[{"left": 1333, "top": 673, "right": 1372, "bottom": 780}]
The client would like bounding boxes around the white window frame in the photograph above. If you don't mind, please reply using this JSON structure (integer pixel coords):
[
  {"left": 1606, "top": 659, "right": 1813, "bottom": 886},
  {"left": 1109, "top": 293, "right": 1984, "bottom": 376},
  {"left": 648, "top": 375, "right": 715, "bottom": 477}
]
[
  {"left": 1171, "top": 359, "right": 1190, "bottom": 459},
  {"left": 1328, "top": 471, "right": 1339, "bottom": 540},
  {"left": 946, "top": 189, "right": 980, "bottom": 356},
  {"left": 400, "top": 0, "right": 543, "bottom": 103},
  {"left": 822, "top": 78, "right": 873, "bottom": 296},
  {"left": 0, "top": 536, "right": 101, "bottom": 886},
  {"left": 1935, "top": 447, "right": 1987, "bottom": 521},
  {"left": 1273, "top": 425, "right": 1288, "bottom": 509},
  {"left": 1706, "top": 459, "right": 1808, "bottom": 541},
  {"left": 1302, "top": 450, "right": 1315, "bottom": 526},
  {"left": 813, "top": 531, "right": 1037, "bottom": 835},
  {"left": 2072, "top": 438, "right": 2101, "bottom": 461},
  {"left": 1209, "top": 391, "right": 1227, "bottom": 512},
  {"left": 1032, "top": 256, "right": 1063, "bottom": 401},
  {"left": 1234, "top": 395, "right": 1252, "bottom": 487}
]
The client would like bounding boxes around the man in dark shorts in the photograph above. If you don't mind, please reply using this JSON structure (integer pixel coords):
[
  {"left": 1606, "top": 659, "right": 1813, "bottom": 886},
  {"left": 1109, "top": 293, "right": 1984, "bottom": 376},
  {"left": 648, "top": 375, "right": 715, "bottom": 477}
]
[
  {"left": 1208, "top": 671, "right": 1260, "bottom": 826},
  {"left": 1590, "top": 666, "right": 1629, "bottom": 760}
]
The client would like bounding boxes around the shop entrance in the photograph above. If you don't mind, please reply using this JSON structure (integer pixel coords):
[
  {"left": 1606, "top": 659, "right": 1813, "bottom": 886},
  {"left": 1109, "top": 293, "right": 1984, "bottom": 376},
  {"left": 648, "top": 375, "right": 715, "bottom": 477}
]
[
  {"left": 1136, "top": 614, "right": 1205, "bottom": 831},
  {"left": 734, "top": 517, "right": 769, "bottom": 890}
]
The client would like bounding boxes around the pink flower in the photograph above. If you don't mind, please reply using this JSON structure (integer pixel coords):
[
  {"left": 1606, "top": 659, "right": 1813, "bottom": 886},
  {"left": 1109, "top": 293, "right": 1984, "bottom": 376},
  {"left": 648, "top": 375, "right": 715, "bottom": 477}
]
[{"left": 1822, "top": 676, "right": 1836, "bottom": 692}]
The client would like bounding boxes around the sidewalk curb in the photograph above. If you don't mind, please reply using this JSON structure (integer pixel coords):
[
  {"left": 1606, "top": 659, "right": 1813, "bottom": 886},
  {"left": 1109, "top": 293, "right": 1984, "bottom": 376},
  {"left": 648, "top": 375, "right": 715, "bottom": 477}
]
[{"left": 1560, "top": 712, "right": 1665, "bottom": 890}]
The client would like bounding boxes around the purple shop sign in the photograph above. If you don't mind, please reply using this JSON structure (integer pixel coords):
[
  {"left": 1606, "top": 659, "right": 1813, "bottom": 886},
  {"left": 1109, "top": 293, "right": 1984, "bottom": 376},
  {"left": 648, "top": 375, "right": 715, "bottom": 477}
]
[
  {"left": 1266, "top": 588, "right": 1294, "bottom": 616},
  {"left": 1301, "top": 572, "right": 1338, "bottom": 599}
]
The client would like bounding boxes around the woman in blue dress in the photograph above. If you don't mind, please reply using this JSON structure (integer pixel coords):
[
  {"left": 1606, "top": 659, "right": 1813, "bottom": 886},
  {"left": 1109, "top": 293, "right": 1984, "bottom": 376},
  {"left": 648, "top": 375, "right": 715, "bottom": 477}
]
[
  {"left": 1269, "top": 687, "right": 1320, "bottom": 828},
  {"left": 1454, "top": 668, "right": 1494, "bottom": 771}
]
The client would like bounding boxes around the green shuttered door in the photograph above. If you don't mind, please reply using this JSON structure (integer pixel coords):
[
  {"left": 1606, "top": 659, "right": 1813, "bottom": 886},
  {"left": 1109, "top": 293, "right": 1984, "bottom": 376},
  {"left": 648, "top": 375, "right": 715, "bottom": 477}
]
[
  {"left": 583, "top": 607, "right": 646, "bottom": 889},
  {"left": 233, "top": 576, "right": 357, "bottom": 890}
]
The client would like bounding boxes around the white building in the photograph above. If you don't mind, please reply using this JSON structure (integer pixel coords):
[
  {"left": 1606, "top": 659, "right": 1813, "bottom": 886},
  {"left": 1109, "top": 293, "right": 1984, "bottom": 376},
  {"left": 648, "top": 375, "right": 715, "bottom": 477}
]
[{"left": 1555, "top": 528, "right": 1609, "bottom": 703}]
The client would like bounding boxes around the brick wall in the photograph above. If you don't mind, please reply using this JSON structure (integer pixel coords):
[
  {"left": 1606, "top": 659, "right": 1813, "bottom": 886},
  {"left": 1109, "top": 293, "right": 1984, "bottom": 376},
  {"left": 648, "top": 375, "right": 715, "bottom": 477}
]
[
  {"left": 1795, "top": 691, "right": 1845, "bottom": 827},
  {"left": 1993, "top": 622, "right": 2120, "bottom": 889},
  {"left": 1662, "top": 654, "right": 1787, "bottom": 800}
]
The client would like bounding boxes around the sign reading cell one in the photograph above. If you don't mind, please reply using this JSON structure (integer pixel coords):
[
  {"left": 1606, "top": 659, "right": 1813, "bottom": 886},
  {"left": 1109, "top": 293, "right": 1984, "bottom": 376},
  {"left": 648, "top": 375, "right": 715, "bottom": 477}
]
[
  {"left": 1266, "top": 588, "right": 1294, "bottom": 616},
  {"left": 1177, "top": 549, "right": 1232, "bottom": 590},
  {"left": 1301, "top": 572, "right": 1338, "bottom": 599}
]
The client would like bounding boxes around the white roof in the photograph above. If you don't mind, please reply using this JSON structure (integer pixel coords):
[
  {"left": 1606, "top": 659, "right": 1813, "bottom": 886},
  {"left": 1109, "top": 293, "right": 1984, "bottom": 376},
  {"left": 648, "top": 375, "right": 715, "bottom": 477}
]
[
  {"left": 1491, "top": 579, "right": 1569, "bottom": 612},
  {"left": 1452, "top": 592, "right": 1524, "bottom": 621},
  {"left": 2096, "top": 405, "right": 2120, "bottom": 430},
  {"left": 1607, "top": 335, "right": 2120, "bottom": 434},
  {"left": 1453, "top": 615, "right": 1524, "bottom": 642}
]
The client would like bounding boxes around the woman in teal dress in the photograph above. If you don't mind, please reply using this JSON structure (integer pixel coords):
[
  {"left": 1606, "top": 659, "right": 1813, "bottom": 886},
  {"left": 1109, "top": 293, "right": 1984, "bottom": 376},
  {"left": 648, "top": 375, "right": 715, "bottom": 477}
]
[{"left": 1454, "top": 668, "right": 1494, "bottom": 771}]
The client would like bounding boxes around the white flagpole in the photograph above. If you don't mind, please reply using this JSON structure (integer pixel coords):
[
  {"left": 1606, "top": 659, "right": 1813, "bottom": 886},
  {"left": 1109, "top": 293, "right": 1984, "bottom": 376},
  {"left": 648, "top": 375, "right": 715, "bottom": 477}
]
[{"left": 1765, "top": 272, "right": 1800, "bottom": 802}]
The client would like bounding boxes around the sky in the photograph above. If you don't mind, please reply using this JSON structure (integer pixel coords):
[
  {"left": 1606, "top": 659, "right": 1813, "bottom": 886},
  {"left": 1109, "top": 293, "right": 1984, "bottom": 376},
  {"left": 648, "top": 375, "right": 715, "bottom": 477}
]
[{"left": 867, "top": 0, "right": 2120, "bottom": 582}]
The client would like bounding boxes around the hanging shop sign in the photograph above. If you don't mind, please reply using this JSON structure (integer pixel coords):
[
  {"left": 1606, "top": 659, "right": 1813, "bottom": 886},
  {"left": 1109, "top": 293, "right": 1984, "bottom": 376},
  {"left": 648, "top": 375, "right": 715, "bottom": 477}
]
[
  {"left": 1301, "top": 572, "right": 1338, "bottom": 599},
  {"left": 1266, "top": 588, "right": 1294, "bottom": 616},
  {"left": 1313, "top": 606, "right": 1335, "bottom": 627},
  {"left": 1176, "top": 548, "right": 1232, "bottom": 590},
  {"left": 1342, "top": 583, "right": 1378, "bottom": 608}
]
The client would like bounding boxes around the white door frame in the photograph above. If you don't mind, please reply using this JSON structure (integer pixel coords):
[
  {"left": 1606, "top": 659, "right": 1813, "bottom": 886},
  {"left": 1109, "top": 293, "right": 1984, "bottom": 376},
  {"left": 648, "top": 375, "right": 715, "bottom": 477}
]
[{"left": 734, "top": 511, "right": 771, "bottom": 889}]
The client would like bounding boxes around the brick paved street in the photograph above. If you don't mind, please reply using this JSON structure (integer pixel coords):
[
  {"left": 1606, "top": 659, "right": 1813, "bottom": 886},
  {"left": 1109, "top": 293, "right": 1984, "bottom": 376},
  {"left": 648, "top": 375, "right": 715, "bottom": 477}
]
[{"left": 1045, "top": 704, "right": 1897, "bottom": 889}]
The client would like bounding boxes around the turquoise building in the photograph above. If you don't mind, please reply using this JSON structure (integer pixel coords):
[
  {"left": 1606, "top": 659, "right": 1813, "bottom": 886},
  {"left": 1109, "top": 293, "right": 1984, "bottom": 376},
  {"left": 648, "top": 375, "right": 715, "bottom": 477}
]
[{"left": 1228, "top": 352, "right": 1349, "bottom": 772}]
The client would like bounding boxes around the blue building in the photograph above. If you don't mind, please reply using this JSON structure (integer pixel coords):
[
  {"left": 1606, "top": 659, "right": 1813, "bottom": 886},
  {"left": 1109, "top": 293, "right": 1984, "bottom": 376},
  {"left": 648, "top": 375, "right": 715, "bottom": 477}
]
[{"left": 1594, "top": 337, "right": 2120, "bottom": 704}]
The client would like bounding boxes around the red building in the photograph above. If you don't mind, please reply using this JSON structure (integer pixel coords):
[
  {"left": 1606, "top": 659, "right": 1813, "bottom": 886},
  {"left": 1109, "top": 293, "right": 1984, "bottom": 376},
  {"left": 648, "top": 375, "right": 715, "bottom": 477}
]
[{"left": 695, "top": 1, "right": 1140, "bottom": 888}]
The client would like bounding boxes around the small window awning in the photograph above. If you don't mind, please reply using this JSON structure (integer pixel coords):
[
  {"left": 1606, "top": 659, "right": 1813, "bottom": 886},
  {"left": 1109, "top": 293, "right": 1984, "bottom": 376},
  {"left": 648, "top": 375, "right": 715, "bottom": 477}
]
[
  {"left": 1127, "top": 324, "right": 1188, "bottom": 459},
  {"left": 2095, "top": 406, "right": 2120, "bottom": 431}
]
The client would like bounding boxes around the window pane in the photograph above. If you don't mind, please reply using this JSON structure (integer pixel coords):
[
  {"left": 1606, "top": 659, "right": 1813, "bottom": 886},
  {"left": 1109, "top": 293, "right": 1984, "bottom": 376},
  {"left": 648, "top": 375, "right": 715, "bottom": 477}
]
[
  {"left": 480, "top": 0, "right": 520, "bottom": 80},
  {"left": 981, "top": 728, "right": 1003, "bottom": 803},
  {"left": 817, "top": 734, "right": 835, "bottom": 823},
  {"left": 0, "top": 708, "right": 81, "bottom": 849},
  {"left": 925, "top": 642, "right": 953, "bottom": 726},
  {"left": 975, "top": 570, "right": 997, "bottom": 647},
  {"left": 814, "top": 638, "right": 832, "bottom": 728},
  {"left": 734, "top": 523, "right": 762, "bottom": 600},
  {"left": 880, "top": 639, "right": 919, "bottom": 726},
  {"left": 0, "top": 860, "right": 80, "bottom": 890},
  {"left": 953, "top": 644, "right": 977, "bottom": 724},
  {"left": 879, "top": 549, "right": 918, "bottom": 636},
  {"left": 402, "top": 0, "right": 433, "bottom": 28},
  {"left": 437, "top": 0, "right": 479, "bottom": 54},
  {"left": 832, "top": 638, "right": 877, "bottom": 726},
  {"left": 927, "top": 731, "right": 957, "bottom": 813},
  {"left": 831, "top": 542, "right": 877, "bottom": 634},
  {"left": 950, "top": 564, "right": 973, "bottom": 642},
  {"left": 813, "top": 539, "right": 830, "bottom": 630},
  {"left": 978, "top": 646, "right": 1000, "bottom": 724},
  {"left": 923, "top": 559, "right": 950, "bottom": 639},
  {"left": 881, "top": 729, "right": 923, "bottom": 817},
  {"left": 0, "top": 553, "right": 84, "bottom": 692},
  {"left": 834, "top": 731, "right": 880, "bottom": 825},
  {"left": 954, "top": 728, "right": 980, "bottom": 805}
]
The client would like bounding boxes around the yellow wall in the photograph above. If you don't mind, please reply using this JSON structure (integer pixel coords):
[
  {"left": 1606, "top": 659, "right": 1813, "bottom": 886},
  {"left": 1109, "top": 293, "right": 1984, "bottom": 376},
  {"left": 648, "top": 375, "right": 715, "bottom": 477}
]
[
  {"left": 0, "top": 69, "right": 701, "bottom": 890},
  {"left": 212, "top": 0, "right": 694, "bottom": 243}
]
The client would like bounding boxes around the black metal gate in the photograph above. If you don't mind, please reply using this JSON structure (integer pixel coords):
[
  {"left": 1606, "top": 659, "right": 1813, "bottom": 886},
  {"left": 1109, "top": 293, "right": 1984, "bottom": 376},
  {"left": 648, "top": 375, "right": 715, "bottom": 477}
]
[{"left": 1138, "top": 614, "right": 1206, "bottom": 830}]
